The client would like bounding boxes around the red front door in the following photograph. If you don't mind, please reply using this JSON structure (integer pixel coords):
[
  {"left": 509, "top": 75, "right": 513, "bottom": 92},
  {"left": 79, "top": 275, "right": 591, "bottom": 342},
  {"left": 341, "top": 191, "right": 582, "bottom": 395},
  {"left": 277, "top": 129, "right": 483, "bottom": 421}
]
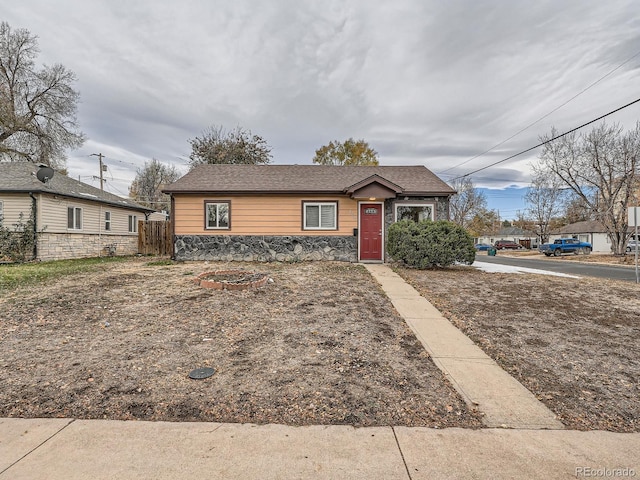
[{"left": 360, "top": 203, "right": 383, "bottom": 261}]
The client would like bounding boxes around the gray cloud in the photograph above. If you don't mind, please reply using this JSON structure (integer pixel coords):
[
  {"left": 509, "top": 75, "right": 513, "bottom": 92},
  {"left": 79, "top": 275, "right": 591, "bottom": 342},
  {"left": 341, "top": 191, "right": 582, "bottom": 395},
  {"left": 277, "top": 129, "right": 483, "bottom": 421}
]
[{"left": 4, "top": 0, "right": 640, "bottom": 205}]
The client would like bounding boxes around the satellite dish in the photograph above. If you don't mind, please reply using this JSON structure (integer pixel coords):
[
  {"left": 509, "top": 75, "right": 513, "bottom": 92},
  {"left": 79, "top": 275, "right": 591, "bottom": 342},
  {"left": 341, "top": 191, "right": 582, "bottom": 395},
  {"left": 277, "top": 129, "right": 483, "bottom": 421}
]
[{"left": 36, "top": 166, "right": 55, "bottom": 183}]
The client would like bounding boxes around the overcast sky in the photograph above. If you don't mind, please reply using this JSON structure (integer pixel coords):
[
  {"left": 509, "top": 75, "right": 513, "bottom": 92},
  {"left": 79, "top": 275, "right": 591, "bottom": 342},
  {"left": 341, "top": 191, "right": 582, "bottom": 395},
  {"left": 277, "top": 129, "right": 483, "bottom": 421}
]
[{"left": 4, "top": 1, "right": 640, "bottom": 218}]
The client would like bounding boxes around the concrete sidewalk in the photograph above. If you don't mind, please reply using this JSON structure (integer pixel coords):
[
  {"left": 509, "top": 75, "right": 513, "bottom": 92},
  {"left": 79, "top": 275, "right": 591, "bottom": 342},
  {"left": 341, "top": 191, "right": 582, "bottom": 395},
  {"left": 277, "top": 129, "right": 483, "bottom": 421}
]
[
  {"left": 365, "top": 264, "right": 563, "bottom": 429},
  {"left": 1, "top": 418, "right": 638, "bottom": 479}
]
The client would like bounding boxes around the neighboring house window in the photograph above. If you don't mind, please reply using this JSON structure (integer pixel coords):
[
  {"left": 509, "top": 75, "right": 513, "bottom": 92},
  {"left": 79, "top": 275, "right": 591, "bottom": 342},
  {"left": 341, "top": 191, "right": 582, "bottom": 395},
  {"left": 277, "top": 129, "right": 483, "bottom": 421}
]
[
  {"left": 205, "top": 201, "right": 230, "bottom": 229},
  {"left": 104, "top": 211, "right": 111, "bottom": 231},
  {"left": 395, "top": 203, "right": 434, "bottom": 222},
  {"left": 128, "top": 215, "right": 138, "bottom": 233},
  {"left": 67, "top": 206, "right": 82, "bottom": 230},
  {"left": 303, "top": 202, "right": 337, "bottom": 230}
]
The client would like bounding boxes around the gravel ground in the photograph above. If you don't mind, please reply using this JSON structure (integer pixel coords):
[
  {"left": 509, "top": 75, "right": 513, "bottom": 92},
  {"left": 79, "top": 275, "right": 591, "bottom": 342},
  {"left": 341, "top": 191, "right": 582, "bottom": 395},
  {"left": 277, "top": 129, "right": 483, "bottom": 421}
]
[{"left": 0, "top": 258, "right": 482, "bottom": 428}]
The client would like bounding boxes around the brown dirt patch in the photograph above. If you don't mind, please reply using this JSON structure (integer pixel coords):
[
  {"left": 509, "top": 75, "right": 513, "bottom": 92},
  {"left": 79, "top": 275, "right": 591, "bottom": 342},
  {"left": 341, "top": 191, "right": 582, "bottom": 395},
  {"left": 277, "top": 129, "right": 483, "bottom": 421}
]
[
  {"left": 0, "top": 258, "right": 482, "bottom": 428},
  {"left": 395, "top": 265, "right": 640, "bottom": 432}
]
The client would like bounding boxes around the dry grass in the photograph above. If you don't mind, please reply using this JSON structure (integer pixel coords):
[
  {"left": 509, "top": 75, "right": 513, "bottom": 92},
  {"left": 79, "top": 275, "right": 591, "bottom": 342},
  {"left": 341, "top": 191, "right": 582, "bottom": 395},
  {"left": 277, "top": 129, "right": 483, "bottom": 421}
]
[{"left": 0, "top": 258, "right": 481, "bottom": 428}]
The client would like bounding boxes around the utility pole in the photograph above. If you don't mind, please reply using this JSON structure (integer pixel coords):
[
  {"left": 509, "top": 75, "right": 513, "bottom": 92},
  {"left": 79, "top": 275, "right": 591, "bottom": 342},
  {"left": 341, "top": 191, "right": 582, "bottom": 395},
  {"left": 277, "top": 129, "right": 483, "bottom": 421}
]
[{"left": 90, "top": 153, "right": 106, "bottom": 190}]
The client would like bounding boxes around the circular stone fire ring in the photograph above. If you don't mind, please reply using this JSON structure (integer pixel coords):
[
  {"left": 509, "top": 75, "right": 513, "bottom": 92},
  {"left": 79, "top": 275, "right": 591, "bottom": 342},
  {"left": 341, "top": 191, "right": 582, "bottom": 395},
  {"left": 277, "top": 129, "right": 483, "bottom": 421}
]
[{"left": 194, "top": 270, "right": 269, "bottom": 291}]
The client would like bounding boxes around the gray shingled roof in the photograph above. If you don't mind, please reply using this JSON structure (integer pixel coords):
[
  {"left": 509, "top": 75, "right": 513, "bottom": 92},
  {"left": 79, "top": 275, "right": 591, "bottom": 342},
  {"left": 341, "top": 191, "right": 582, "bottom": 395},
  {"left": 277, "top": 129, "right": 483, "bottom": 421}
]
[
  {"left": 163, "top": 164, "right": 455, "bottom": 195},
  {"left": 0, "top": 161, "right": 153, "bottom": 212},
  {"left": 552, "top": 220, "right": 607, "bottom": 234}
]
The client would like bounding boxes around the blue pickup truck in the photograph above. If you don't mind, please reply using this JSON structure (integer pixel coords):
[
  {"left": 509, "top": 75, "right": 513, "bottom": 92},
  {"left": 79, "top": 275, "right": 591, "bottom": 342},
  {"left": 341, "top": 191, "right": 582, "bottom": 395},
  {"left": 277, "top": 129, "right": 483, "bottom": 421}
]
[{"left": 538, "top": 238, "right": 592, "bottom": 256}]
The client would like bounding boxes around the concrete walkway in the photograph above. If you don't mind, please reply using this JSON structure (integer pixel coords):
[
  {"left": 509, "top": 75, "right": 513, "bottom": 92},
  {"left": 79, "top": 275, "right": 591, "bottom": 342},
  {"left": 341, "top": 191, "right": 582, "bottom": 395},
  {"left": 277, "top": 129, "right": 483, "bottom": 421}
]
[
  {"left": 1, "top": 264, "right": 638, "bottom": 478},
  {"left": 1, "top": 418, "right": 638, "bottom": 479},
  {"left": 365, "top": 264, "right": 563, "bottom": 429}
]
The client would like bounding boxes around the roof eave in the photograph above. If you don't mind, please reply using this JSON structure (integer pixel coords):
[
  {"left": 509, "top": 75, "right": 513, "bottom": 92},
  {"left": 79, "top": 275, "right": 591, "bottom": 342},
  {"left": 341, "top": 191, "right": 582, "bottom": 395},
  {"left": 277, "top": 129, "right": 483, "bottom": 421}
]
[
  {"left": 165, "top": 189, "right": 454, "bottom": 197},
  {"left": 163, "top": 189, "right": 347, "bottom": 195},
  {"left": 1, "top": 188, "right": 154, "bottom": 213}
]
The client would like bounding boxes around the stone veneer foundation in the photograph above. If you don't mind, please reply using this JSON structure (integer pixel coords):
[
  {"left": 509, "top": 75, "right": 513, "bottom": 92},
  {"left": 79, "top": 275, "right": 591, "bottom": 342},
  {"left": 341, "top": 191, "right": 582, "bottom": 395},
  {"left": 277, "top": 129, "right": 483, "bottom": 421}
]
[
  {"left": 174, "top": 235, "right": 357, "bottom": 262},
  {"left": 36, "top": 232, "right": 138, "bottom": 261}
]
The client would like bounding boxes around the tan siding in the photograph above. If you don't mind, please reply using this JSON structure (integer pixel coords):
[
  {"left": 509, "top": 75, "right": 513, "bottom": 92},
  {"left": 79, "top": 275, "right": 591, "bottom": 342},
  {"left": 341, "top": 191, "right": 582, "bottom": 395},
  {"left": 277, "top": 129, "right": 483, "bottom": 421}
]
[
  {"left": 174, "top": 194, "right": 358, "bottom": 235},
  {"left": 0, "top": 194, "right": 32, "bottom": 227},
  {"left": 37, "top": 195, "right": 140, "bottom": 236}
]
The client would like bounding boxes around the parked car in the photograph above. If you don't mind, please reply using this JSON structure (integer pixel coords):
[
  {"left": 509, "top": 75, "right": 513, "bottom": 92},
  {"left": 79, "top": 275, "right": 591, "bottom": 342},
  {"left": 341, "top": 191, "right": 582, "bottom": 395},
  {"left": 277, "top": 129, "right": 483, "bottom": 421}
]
[
  {"left": 538, "top": 238, "right": 592, "bottom": 256},
  {"left": 627, "top": 239, "right": 640, "bottom": 252},
  {"left": 494, "top": 240, "right": 524, "bottom": 250},
  {"left": 474, "top": 243, "right": 492, "bottom": 251}
]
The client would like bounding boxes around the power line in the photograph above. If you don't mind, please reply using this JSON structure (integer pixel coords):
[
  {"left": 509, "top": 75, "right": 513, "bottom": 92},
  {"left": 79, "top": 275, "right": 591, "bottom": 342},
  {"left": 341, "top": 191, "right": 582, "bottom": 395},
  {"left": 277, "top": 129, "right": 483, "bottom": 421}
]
[
  {"left": 451, "top": 96, "right": 640, "bottom": 181},
  {"left": 439, "top": 48, "right": 640, "bottom": 175}
]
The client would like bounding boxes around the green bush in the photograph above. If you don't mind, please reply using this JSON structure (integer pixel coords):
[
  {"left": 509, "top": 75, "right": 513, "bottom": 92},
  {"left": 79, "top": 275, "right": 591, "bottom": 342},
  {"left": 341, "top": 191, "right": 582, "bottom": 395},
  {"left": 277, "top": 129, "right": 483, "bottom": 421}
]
[
  {"left": 387, "top": 219, "right": 475, "bottom": 268},
  {"left": 0, "top": 211, "right": 37, "bottom": 263}
]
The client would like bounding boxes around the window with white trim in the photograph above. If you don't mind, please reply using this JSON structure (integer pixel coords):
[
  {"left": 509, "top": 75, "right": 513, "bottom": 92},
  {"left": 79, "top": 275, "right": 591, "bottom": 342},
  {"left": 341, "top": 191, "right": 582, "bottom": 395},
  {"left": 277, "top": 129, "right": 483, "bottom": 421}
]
[
  {"left": 67, "top": 206, "right": 82, "bottom": 230},
  {"left": 128, "top": 215, "right": 138, "bottom": 233},
  {"left": 395, "top": 203, "right": 434, "bottom": 222},
  {"left": 303, "top": 202, "right": 337, "bottom": 230},
  {"left": 104, "top": 211, "right": 111, "bottom": 231},
  {"left": 205, "top": 202, "right": 230, "bottom": 229}
]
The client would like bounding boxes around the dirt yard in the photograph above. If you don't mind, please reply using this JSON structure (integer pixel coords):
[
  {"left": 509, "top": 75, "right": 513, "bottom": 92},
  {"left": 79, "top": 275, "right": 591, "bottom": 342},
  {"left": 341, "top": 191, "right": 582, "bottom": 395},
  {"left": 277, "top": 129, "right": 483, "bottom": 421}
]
[
  {"left": 395, "top": 265, "right": 640, "bottom": 432},
  {"left": 0, "top": 259, "right": 481, "bottom": 428}
]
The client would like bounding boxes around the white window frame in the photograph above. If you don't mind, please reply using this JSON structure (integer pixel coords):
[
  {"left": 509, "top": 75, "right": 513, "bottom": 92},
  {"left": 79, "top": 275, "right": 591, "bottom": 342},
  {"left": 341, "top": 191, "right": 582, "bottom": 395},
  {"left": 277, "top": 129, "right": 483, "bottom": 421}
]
[
  {"left": 67, "top": 206, "right": 83, "bottom": 230},
  {"left": 394, "top": 203, "right": 435, "bottom": 222},
  {"left": 303, "top": 201, "right": 337, "bottom": 230},
  {"left": 128, "top": 214, "right": 138, "bottom": 233},
  {"left": 104, "top": 211, "right": 111, "bottom": 231},
  {"left": 204, "top": 201, "right": 230, "bottom": 230}
]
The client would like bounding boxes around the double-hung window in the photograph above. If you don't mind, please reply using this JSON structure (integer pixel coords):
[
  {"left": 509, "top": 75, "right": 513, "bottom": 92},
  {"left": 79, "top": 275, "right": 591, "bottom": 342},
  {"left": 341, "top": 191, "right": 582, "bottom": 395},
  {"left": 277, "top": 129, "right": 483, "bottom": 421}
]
[
  {"left": 128, "top": 215, "right": 138, "bottom": 233},
  {"left": 205, "top": 201, "right": 230, "bottom": 229},
  {"left": 303, "top": 202, "right": 337, "bottom": 230},
  {"left": 67, "top": 206, "right": 82, "bottom": 230},
  {"left": 104, "top": 211, "right": 111, "bottom": 231}
]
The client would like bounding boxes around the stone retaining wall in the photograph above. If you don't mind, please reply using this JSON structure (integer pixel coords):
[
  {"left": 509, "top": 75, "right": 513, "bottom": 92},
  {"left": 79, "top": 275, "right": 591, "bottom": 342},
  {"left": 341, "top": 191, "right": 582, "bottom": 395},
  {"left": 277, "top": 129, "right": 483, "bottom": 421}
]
[
  {"left": 174, "top": 235, "right": 357, "bottom": 262},
  {"left": 37, "top": 233, "right": 138, "bottom": 261}
]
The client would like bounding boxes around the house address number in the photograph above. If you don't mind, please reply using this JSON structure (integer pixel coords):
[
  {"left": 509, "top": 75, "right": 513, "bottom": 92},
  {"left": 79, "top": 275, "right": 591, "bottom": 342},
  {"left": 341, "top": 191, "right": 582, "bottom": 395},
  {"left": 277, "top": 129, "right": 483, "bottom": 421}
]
[{"left": 364, "top": 208, "right": 378, "bottom": 214}]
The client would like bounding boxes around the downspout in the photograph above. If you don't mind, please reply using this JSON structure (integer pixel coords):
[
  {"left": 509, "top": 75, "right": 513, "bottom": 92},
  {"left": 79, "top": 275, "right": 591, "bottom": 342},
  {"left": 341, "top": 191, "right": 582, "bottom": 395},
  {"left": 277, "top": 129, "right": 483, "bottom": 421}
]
[
  {"left": 29, "top": 192, "right": 37, "bottom": 260},
  {"left": 99, "top": 204, "right": 102, "bottom": 257},
  {"left": 170, "top": 195, "right": 176, "bottom": 260}
]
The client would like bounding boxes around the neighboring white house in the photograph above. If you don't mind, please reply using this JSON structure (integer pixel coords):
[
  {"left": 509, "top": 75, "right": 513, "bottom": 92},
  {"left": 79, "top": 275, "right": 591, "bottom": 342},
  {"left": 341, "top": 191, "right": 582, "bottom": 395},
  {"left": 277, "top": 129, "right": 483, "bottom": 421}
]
[
  {"left": 476, "top": 227, "right": 538, "bottom": 249},
  {"left": 549, "top": 220, "right": 611, "bottom": 252},
  {"left": 0, "top": 162, "right": 154, "bottom": 261}
]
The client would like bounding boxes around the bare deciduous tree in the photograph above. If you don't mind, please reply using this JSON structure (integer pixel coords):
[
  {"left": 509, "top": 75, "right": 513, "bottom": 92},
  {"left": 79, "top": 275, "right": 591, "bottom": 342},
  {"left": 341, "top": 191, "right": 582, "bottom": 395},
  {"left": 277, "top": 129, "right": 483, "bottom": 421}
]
[
  {"left": 539, "top": 122, "right": 640, "bottom": 255},
  {"left": 466, "top": 207, "right": 500, "bottom": 237},
  {"left": 0, "top": 22, "right": 84, "bottom": 168},
  {"left": 188, "top": 125, "right": 272, "bottom": 168},
  {"left": 564, "top": 193, "right": 592, "bottom": 224},
  {"left": 449, "top": 176, "right": 488, "bottom": 231},
  {"left": 524, "top": 165, "right": 567, "bottom": 244},
  {"left": 129, "top": 159, "right": 181, "bottom": 212}
]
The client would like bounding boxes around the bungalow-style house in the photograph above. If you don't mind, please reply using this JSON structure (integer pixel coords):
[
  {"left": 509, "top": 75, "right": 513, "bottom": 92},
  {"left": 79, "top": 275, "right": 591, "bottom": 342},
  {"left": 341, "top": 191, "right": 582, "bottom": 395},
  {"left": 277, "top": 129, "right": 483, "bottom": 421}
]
[
  {"left": 0, "top": 162, "right": 154, "bottom": 260},
  {"left": 549, "top": 220, "right": 611, "bottom": 252},
  {"left": 163, "top": 164, "right": 455, "bottom": 262}
]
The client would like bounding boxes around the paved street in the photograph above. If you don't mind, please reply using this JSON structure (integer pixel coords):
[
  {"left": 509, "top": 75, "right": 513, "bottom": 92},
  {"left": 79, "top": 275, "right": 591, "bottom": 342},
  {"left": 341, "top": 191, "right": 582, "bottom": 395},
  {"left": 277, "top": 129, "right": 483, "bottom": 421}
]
[{"left": 477, "top": 254, "right": 639, "bottom": 282}]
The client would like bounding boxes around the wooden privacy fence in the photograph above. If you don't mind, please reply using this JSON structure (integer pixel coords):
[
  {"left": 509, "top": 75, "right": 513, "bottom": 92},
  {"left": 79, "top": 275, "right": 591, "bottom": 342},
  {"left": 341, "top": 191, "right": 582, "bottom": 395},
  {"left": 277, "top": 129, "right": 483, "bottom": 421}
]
[{"left": 138, "top": 220, "right": 173, "bottom": 256}]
